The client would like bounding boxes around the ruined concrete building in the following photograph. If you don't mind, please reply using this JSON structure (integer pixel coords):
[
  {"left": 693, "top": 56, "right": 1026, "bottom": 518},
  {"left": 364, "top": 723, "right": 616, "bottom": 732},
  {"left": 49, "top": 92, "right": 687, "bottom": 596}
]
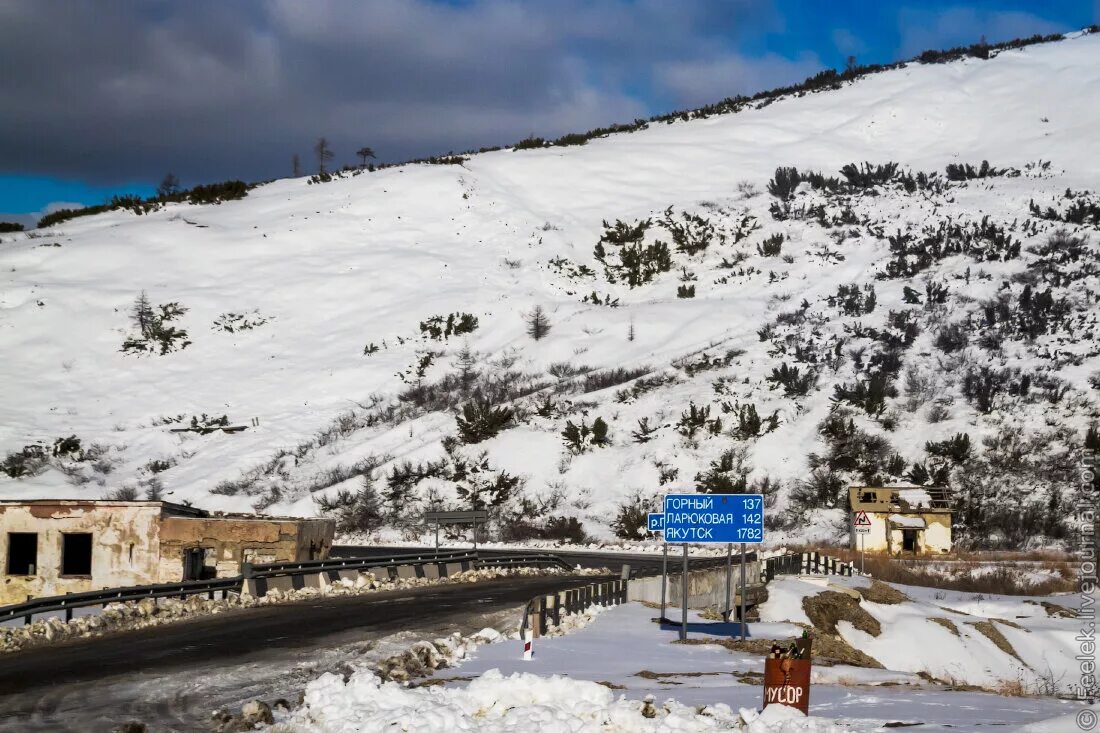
[
  {"left": 0, "top": 500, "right": 334, "bottom": 604},
  {"left": 849, "top": 485, "right": 953, "bottom": 555}
]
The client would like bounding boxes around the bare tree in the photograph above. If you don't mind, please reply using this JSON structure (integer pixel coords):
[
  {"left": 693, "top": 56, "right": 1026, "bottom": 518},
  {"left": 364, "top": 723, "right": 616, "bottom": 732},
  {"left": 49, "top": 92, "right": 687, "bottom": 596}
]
[
  {"left": 314, "top": 137, "right": 334, "bottom": 175},
  {"left": 453, "top": 341, "right": 479, "bottom": 395},
  {"left": 292, "top": 153, "right": 302, "bottom": 178},
  {"left": 628, "top": 319, "right": 636, "bottom": 342},
  {"left": 356, "top": 146, "right": 376, "bottom": 168},
  {"left": 157, "top": 173, "right": 180, "bottom": 199},
  {"left": 131, "top": 291, "right": 155, "bottom": 339},
  {"left": 525, "top": 305, "right": 551, "bottom": 341}
]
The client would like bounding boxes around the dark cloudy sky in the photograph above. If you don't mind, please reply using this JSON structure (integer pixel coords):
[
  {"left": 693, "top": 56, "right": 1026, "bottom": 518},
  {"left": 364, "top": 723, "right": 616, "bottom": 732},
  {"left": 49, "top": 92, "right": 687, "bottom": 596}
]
[{"left": 1, "top": 0, "right": 1096, "bottom": 226}]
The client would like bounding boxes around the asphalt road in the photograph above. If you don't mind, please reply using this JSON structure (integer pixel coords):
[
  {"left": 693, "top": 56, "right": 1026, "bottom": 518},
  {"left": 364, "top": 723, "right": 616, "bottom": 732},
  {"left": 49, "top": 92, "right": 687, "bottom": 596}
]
[
  {"left": 0, "top": 573, "right": 606, "bottom": 731},
  {"left": 332, "top": 544, "right": 752, "bottom": 577}
]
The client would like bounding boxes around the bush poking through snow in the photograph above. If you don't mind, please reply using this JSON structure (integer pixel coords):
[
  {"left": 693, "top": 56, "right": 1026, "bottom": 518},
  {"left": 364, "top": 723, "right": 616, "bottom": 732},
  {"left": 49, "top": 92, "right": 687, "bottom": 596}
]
[
  {"left": 316, "top": 478, "right": 385, "bottom": 534},
  {"left": 121, "top": 292, "right": 191, "bottom": 355},
  {"left": 419, "top": 312, "right": 479, "bottom": 341},
  {"left": 611, "top": 492, "right": 658, "bottom": 539},
  {"left": 455, "top": 399, "right": 514, "bottom": 444},
  {"left": 767, "top": 363, "right": 817, "bottom": 397},
  {"left": 561, "top": 417, "right": 611, "bottom": 453},
  {"left": 757, "top": 233, "right": 784, "bottom": 257}
]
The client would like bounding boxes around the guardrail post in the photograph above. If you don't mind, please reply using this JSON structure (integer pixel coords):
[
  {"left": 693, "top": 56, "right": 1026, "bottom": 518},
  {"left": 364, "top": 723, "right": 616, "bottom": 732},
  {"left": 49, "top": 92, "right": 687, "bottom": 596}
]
[
  {"left": 538, "top": 596, "right": 548, "bottom": 635},
  {"left": 551, "top": 593, "right": 561, "bottom": 627}
]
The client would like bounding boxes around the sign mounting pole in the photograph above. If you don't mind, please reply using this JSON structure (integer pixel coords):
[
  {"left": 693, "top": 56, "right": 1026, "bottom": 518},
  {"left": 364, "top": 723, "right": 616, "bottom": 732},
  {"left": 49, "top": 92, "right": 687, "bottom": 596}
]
[
  {"left": 739, "top": 541, "right": 747, "bottom": 641},
  {"left": 660, "top": 541, "right": 668, "bottom": 621},
  {"left": 680, "top": 543, "right": 689, "bottom": 641},
  {"left": 724, "top": 542, "right": 733, "bottom": 621}
]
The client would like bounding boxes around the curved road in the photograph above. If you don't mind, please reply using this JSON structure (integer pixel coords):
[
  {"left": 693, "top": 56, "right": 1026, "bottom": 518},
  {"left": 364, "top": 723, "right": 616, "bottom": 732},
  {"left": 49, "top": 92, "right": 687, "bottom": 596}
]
[
  {"left": 333, "top": 545, "right": 746, "bottom": 577},
  {"left": 0, "top": 573, "right": 607, "bottom": 731}
]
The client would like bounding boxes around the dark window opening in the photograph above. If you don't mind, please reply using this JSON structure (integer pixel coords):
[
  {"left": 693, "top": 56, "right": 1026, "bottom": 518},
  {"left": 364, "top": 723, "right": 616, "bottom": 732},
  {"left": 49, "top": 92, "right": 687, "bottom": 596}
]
[
  {"left": 182, "top": 548, "right": 205, "bottom": 580},
  {"left": 61, "top": 533, "right": 93, "bottom": 576},
  {"left": 902, "top": 529, "right": 918, "bottom": 553},
  {"left": 860, "top": 491, "right": 876, "bottom": 503},
  {"left": 7, "top": 533, "right": 38, "bottom": 575}
]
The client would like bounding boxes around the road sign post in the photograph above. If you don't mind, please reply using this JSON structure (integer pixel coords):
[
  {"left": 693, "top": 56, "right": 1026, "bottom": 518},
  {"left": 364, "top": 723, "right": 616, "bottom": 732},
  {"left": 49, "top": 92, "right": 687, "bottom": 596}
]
[
  {"left": 648, "top": 512, "right": 668, "bottom": 622},
  {"left": 424, "top": 510, "right": 490, "bottom": 551},
  {"left": 739, "top": 541, "right": 747, "bottom": 641},
  {"left": 853, "top": 510, "right": 872, "bottom": 574},
  {"left": 723, "top": 542, "right": 733, "bottom": 622},
  {"left": 681, "top": 543, "right": 688, "bottom": 641},
  {"left": 662, "top": 493, "right": 764, "bottom": 641}
]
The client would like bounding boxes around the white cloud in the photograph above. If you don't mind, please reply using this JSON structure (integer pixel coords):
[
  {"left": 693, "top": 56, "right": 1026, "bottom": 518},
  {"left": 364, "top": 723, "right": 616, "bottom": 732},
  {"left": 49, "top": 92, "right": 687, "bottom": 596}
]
[
  {"left": 653, "top": 51, "right": 823, "bottom": 108},
  {"left": 896, "top": 7, "right": 1069, "bottom": 58}
]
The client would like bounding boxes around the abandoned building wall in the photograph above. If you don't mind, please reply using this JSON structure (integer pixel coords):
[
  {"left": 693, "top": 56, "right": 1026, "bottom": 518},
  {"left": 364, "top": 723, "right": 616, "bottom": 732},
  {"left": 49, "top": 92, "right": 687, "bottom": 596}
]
[
  {"left": 923, "top": 515, "right": 952, "bottom": 553},
  {"left": 853, "top": 512, "right": 952, "bottom": 555},
  {"left": 157, "top": 516, "right": 335, "bottom": 580},
  {"left": 0, "top": 502, "right": 162, "bottom": 604},
  {"left": 293, "top": 519, "right": 336, "bottom": 561}
]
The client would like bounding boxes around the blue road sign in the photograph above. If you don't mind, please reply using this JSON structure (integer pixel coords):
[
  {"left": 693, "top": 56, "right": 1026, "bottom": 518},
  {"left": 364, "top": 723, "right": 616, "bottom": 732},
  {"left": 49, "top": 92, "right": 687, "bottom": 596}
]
[
  {"left": 647, "top": 512, "right": 664, "bottom": 533},
  {"left": 662, "top": 493, "right": 764, "bottom": 543}
]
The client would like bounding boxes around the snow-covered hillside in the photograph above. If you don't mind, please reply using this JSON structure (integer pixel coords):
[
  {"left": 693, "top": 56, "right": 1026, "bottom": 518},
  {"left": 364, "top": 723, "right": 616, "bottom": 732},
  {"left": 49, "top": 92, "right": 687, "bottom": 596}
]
[{"left": 2, "top": 31, "right": 1098, "bottom": 548}]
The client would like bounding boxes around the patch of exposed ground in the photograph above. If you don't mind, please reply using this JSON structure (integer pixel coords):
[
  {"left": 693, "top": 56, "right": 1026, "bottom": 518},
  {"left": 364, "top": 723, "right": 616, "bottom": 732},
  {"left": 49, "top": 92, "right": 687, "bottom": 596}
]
[
  {"left": 803, "top": 591, "right": 882, "bottom": 637},
  {"left": 856, "top": 580, "right": 911, "bottom": 605},
  {"left": 1031, "top": 600, "right": 1077, "bottom": 618},
  {"left": 916, "top": 671, "right": 987, "bottom": 693},
  {"left": 968, "top": 621, "right": 1023, "bottom": 663},
  {"left": 929, "top": 617, "right": 960, "bottom": 636}
]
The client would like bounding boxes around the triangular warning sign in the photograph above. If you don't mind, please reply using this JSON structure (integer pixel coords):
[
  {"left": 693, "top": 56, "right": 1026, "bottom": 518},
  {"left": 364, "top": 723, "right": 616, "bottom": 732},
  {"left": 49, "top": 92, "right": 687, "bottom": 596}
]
[{"left": 854, "top": 510, "right": 872, "bottom": 526}]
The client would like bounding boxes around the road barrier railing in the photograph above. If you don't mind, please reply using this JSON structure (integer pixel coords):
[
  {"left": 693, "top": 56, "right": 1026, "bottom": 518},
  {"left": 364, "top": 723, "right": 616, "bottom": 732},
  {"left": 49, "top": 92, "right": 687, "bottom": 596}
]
[
  {"left": 0, "top": 577, "right": 241, "bottom": 626},
  {"left": 761, "top": 551, "right": 856, "bottom": 583},
  {"left": 0, "top": 550, "right": 578, "bottom": 626},
  {"left": 519, "top": 578, "right": 628, "bottom": 639},
  {"left": 477, "top": 553, "right": 574, "bottom": 572}
]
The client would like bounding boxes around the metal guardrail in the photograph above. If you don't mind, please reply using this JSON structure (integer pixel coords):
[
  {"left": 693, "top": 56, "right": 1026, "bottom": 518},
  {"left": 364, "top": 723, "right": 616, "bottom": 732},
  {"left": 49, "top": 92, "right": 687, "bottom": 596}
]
[
  {"left": 477, "top": 553, "right": 574, "bottom": 572},
  {"left": 248, "top": 550, "right": 479, "bottom": 577},
  {"left": 0, "top": 550, "right": 578, "bottom": 626},
  {"left": 0, "top": 577, "right": 240, "bottom": 625}
]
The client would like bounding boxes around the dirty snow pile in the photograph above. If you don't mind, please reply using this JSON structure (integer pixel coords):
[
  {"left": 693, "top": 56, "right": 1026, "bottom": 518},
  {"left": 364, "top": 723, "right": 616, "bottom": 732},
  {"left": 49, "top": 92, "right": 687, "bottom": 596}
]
[
  {"left": 268, "top": 668, "right": 843, "bottom": 733},
  {"left": 2, "top": 31, "right": 1100, "bottom": 548},
  {"left": 759, "top": 575, "right": 1086, "bottom": 693}
]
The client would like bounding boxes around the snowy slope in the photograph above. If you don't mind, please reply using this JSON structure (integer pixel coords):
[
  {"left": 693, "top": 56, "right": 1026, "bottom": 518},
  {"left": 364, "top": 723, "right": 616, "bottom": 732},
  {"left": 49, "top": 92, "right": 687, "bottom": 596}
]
[{"left": 1, "top": 32, "right": 1098, "bottom": 546}]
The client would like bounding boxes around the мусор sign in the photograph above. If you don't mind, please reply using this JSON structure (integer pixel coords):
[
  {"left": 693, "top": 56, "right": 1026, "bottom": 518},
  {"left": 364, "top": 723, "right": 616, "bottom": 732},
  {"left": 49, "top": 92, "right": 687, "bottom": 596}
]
[{"left": 662, "top": 493, "right": 764, "bottom": 543}]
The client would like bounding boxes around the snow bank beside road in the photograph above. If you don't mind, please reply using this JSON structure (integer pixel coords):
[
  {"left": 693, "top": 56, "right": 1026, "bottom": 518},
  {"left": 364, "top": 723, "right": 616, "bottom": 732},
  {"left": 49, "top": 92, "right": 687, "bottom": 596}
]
[{"left": 272, "top": 668, "right": 844, "bottom": 732}]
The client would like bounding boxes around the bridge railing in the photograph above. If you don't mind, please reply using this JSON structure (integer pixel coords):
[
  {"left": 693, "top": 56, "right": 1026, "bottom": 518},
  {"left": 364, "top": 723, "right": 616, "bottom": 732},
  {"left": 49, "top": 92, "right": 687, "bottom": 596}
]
[{"left": 761, "top": 551, "right": 856, "bottom": 583}]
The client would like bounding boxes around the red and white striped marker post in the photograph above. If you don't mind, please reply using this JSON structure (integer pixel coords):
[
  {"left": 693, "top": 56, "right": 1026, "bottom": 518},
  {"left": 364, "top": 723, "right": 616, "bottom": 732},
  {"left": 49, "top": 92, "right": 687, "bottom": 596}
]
[{"left": 522, "top": 629, "right": 533, "bottom": 660}]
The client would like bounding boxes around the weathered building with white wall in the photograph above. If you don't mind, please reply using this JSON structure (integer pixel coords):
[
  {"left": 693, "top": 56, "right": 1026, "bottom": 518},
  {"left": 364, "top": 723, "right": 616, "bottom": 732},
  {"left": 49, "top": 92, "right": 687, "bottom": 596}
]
[
  {"left": 849, "top": 486, "right": 952, "bottom": 555},
  {"left": 0, "top": 500, "right": 334, "bottom": 604}
]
